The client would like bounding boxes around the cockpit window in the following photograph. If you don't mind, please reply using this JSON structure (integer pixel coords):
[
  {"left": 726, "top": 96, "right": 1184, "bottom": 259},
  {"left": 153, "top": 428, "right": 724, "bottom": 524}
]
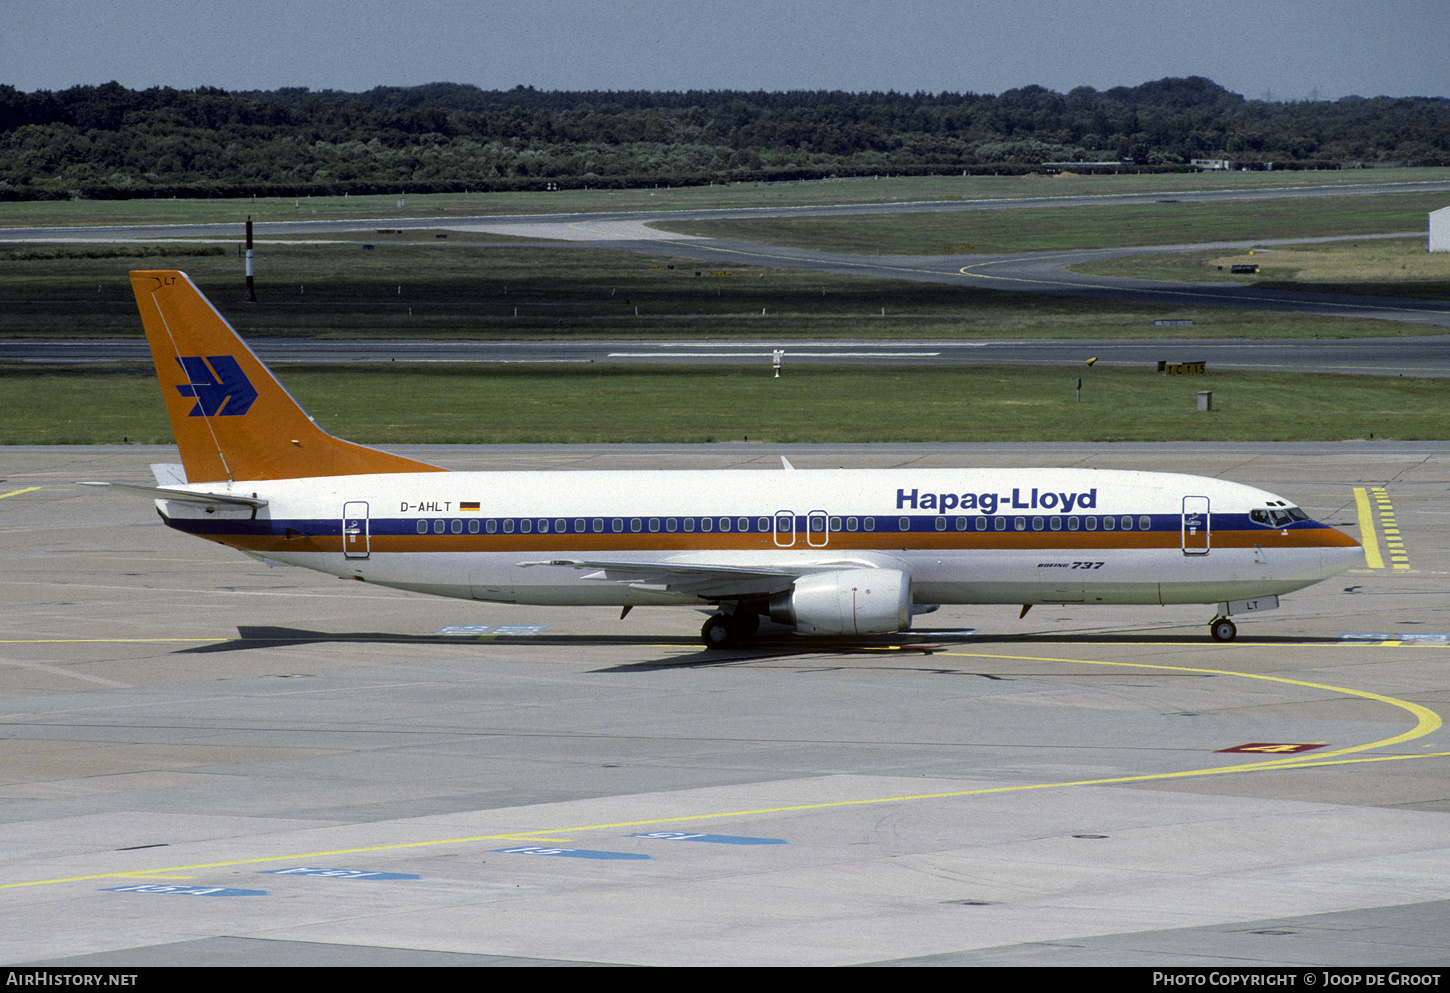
[{"left": 1251, "top": 506, "right": 1309, "bottom": 527}]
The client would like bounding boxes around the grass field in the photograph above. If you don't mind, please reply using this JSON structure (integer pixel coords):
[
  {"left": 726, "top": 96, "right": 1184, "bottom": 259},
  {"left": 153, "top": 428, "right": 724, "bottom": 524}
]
[
  {"left": 1068, "top": 237, "right": 1450, "bottom": 299},
  {"left": 5, "top": 363, "right": 1445, "bottom": 445},
  {"left": 657, "top": 191, "right": 1446, "bottom": 254},
  {"left": 2, "top": 173, "right": 1446, "bottom": 445},
  {"left": 4, "top": 168, "right": 1447, "bottom": 229}
]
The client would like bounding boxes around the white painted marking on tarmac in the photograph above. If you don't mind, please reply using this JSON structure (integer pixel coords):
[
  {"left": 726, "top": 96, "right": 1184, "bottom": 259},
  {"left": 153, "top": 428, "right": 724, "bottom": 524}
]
[
  {"left": 435, "top": 624, "right": 548, "bottom": 636},
  {"left": 102, "top": 884, "right": 268, "bottom": 896},
  {"left": 0, "top": 656, "right": 131, "bottom": 688},
  {"left": 1341, "top": 632, "right": 1450, "bottom": 643},
  {"left": 606, "top": 351, "right": 941, "bottom": 358},
  {"left": 643, "top": 340, "right": 988, "bottom": 347}
]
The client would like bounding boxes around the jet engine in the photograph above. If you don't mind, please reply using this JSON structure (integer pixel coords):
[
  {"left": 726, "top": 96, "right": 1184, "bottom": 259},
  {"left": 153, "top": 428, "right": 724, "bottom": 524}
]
[{"left": 769, "top": 568, "right": 912, "bottom": 635}]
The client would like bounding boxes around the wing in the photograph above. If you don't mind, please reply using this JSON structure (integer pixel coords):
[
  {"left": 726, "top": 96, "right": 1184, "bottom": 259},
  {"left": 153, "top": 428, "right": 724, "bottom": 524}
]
[{"left": 519, "top": 558, "right": 800, "bottom": 600}]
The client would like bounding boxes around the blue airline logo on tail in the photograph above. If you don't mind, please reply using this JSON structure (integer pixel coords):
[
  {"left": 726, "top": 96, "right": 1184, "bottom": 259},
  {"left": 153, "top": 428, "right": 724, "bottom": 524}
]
[{"left": 175, "top": 355, "right": 258, "bottom": 416}]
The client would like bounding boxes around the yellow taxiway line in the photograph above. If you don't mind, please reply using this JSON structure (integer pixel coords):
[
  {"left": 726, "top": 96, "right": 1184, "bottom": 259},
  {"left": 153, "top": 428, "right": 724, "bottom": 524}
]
[{"left": 1354, "top": 487, "right": 1385, "bottom": 569}]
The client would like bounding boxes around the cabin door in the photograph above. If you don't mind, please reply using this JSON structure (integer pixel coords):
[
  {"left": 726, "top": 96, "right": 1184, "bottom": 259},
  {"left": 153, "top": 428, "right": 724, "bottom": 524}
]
[
  {"left": 773, "top": 510, "right": 797, "bottom": 547},
  {"left": 1182, "top": 496, "right": 1210, "bottom": 555},
  {"left": 343, "top": 501, "right": 371, "bottom": 559}
]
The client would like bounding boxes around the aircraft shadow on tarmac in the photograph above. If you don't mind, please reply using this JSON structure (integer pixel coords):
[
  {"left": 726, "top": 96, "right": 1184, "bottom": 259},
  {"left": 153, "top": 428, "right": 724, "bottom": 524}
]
[{"left": 170, "top": 624, "right": 1344, "bottom": 670}]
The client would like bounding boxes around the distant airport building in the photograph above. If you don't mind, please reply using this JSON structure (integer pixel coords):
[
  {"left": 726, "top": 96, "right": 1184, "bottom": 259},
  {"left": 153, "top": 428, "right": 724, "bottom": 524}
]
[
  {"left": 1431, "top": 205, "right": 1450, "bottom": 253},
  {"left": 1191, "top": 159, "right": 1235, "bottom": 171}
]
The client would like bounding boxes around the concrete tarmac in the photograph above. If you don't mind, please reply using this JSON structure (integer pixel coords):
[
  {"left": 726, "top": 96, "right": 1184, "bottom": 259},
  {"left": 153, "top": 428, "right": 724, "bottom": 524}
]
[{"left": 2, "top": 442, "right": 1448, "bottom": 967}]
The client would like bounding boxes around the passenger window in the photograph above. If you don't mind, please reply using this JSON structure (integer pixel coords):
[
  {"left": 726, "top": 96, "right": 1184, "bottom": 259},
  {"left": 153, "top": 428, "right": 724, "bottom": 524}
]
[
  {"left": 739, "top": 518, "right": 751, "bottom": 532},
  {"left": 898, "top": 517, "right": 910, "bottom": 531},
  {"left": 666, "top": 518, "right": 677, "bottom": 532},
  {"left": 935, "top": 517, "right": 946, "bottom": 531},
  {"left": 846, "top": 517, "right": 858, "bottom": 531},
  {"left": 830, "top": 517, "right": 842, "bottom": 532},
  {"left": 684, "top": 518, "right": 696, "bottom": 532},
  {"left": 1103, "top": 516, "right": 1114, "bottom": 530},
  {"left": 994, "top": 516, "right": 1006, "bottom": 531},
  {"left": 592, "top": 518, "right": 603, "bottom": 533},
  {"left": 1050, "top": 517, "right": 1062, "bottom": 531},
  {"left": 520, "top": 519, "right": 532, "bottom": 533},
  {"left": 503, "top": 519, "right": 515, "bottom": 533},
  {"left": 649, "top": 518, "right": 660, "bottom": 532},
  {"left": 468, "top": 519, "right": 479, "bottom": 534},
  {"left": 416, "top": 520, "right": 427, "bottom": 534},
  {"left": 1015, "top": 517, "right": 1026, "bottom": 531},
  {"left": 630, "top": 518, "right": 642, "bottom": 532},
  {"left": 1121, "top": 516, "right": 1132, "bottom": 530},
  {"left": 611, "top": 518, "right": 623, "bottom": 532},
  {"left": 1067, "top": 517, "right": 1079, "bottom": 531},
  {"left": 535, "top": 519, "right": 546, "bottom": 533},
  {"left": 1139, "top": 516, "right": 1151, "bottom": 530},
  {"left": 719, "top": 518, "right": 731, "bottom": 532},
  {"left": 975, "top": 517, "right": 987, "bottom": 531},
  {"left": 450, "top": 519, "right": 462, "bottom": 534},
  {"left": 864, "top": 517, "right": 876, "bottom": 531},
  {"left": 433, "top": 519, "right": 445, "bottom": 534},
  {"left": 700, "top": 517, "right": 712, "bottom": 532},
  {"left": 487, "top": 519, "right": 498, "bottom": 533},
  {"left": 1032, "top": 516, "right": 1044, "bottom": 531},
  {"left": 556, "top": 519, "right": 567, "bottom": 533}
]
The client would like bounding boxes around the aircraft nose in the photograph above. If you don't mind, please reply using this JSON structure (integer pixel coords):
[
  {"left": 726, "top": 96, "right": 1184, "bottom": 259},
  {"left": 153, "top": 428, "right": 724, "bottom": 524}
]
[{"left": 1322, "top": 530, "right": 1366, "bottom": 574}]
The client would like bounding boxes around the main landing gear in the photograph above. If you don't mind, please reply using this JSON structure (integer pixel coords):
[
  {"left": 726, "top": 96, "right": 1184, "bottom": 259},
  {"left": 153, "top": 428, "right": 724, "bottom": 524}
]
[
  {"left": 701, "top": 611, "right": 759, "bottom": 649},
  {"left": 1209, "top": 616, "right": 1237, "bottom": 642}
]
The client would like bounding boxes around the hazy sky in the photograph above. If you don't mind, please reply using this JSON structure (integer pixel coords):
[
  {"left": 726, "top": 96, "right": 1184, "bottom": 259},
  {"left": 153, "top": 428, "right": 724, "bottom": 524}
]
[{"left": 4, "top": 0, "right": 1445, "bottom": 101}]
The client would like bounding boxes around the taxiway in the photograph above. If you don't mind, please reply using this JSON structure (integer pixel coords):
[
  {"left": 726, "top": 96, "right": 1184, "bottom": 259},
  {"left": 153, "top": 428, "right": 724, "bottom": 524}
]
[{"left": 1, "top": 442, "right": 1447, "bottom": 966}]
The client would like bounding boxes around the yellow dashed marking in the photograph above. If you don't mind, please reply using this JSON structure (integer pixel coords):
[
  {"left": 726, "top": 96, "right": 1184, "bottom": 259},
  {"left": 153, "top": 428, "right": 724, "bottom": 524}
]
[
  {"left": 0, "top": 487, "right": 42, "bottom": 500},
  {"left": 1372, "top": 486, "right": 1412, "bottom": 570},
  {"left": 1355, "top": 486, "right": 1411, "bottom": 570}
]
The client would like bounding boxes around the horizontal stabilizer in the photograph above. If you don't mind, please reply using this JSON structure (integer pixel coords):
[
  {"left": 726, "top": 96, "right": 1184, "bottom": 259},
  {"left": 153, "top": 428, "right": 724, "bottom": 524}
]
[{"left": 79, "top": 481, "right": 268, "bottom": 509}]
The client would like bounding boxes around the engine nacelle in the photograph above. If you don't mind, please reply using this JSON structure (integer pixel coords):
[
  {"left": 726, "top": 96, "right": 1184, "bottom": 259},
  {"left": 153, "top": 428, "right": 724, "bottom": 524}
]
[{"left": 769, "top": 568, "right": 912, "bottom": 635}]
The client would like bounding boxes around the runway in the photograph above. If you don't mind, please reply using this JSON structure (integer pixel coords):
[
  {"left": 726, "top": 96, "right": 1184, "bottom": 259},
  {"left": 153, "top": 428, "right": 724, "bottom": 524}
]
[
  {"left": 7, "top": 334, "right": 1450, "bottom": 377},
  {"left": 2, "top": 442, "right": 1447, "bottom": 966}
]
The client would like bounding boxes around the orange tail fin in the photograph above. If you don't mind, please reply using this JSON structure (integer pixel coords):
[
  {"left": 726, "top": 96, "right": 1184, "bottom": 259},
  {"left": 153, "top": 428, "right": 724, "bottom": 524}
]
[{"left": 131, "top": 270, "right": 446, "bottom": 482}]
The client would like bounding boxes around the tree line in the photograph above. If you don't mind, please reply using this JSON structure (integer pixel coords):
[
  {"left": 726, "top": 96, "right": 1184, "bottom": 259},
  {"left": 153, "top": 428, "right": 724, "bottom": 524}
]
[{"left": 2, "top": 76, "right": 1447, "bottom": 199}]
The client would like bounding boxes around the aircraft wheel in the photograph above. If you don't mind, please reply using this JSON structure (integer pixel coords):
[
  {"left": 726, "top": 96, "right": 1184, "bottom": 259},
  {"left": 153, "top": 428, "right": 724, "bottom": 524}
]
[
  {"left": 701, "top": 614, "right": 738, "bottom": 649},
  {"left": 1210, "top": 617, "right": 1237, "bottom": 642}
]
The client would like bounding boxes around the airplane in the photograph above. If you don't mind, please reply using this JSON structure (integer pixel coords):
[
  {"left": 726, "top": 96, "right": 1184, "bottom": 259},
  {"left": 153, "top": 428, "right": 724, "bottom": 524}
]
[{"left": 86, "top": 270, "right": 1364, "bottom": 648}]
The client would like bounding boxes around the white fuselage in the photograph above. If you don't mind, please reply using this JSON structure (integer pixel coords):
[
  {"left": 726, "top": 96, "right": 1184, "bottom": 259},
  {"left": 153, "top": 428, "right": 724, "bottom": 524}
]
[{"left": 156, "top": 466, "right": 1363, "bottom": 614}]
